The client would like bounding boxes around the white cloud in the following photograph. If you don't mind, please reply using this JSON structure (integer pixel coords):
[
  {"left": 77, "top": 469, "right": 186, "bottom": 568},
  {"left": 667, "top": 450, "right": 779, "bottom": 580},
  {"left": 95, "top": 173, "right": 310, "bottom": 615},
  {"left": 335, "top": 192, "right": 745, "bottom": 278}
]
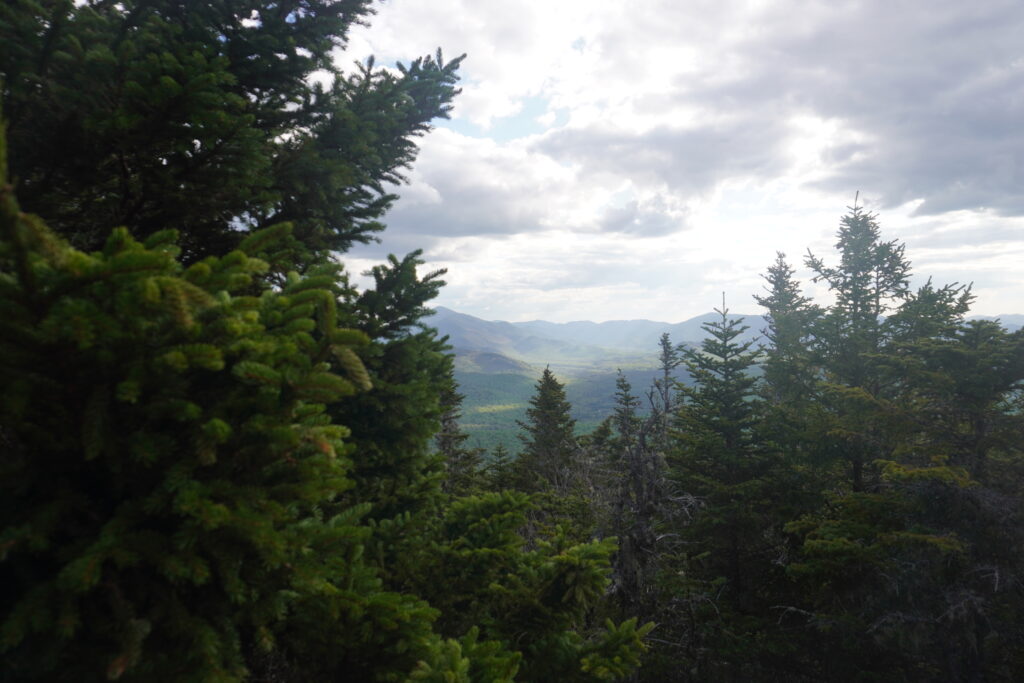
[{"left": 343, "top": 0, "right": 1024, "bottom": 321}]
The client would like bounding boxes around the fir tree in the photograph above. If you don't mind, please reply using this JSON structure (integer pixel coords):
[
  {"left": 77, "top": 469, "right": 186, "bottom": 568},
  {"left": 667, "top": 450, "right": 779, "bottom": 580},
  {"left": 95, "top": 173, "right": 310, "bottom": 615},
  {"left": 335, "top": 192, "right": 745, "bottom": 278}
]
[
  {"left": 604, "top": 372, "right": 664, "bottom": 621},
  {"left": 754, "top": 252, "right": 820, "bottom": 405},
  {"left": 485, "top": 443, "right": 515, "bottom": 490},
  {"left": 0, "top": 2, "right": 656, "bottom": 678},
  {"left": 436, "top": 376, "right": 485, "bottom": 496},
  {"left": 651, "top": 332, "right": 682, "bottom": 455},
  {"left": 804, "top": 204, "right": 912, "bottom": 491},
  {"left": 658, "top": 307, "right": 786, "bottom": 678},
  {"left": 515, "top": 367, "right": 578, "bottom": 493},
  {"left": 0, "top": 0, "right": 463, "bottom": 264},
  {"left": 0, "top": 151, "right": 463, "bottom": 680}
]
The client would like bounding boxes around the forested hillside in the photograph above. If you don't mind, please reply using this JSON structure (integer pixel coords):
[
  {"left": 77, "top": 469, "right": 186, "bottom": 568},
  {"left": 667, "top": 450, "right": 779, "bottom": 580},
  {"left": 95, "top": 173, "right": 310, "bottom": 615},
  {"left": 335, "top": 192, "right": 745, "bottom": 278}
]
[{"left": 3, "top": 2, "right": 1024, "bottom": 682}]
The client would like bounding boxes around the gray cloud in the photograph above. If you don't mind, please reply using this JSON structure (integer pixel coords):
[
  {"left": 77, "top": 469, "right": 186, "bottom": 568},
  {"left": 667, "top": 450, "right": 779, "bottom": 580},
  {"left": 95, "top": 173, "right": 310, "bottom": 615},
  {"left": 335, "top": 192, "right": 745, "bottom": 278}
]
[
  {"left": 525, "top": 1, "right": 1024, "bottom": 217},
  {"left": 689, "top": 0, "right": 1024, "bottom": 215},
  {"left": 537, "top": 120, "right": 790, "bottom": 196},
  {"left": 597, "top": 197, "right": 688, "bottom": 237}
]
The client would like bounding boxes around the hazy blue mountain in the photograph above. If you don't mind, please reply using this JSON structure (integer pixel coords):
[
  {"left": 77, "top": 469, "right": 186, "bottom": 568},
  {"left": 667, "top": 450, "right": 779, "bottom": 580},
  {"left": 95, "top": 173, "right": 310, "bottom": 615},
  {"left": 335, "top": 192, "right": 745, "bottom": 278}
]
[
  {"left": 969, "top": 314, "right": 1023, "bottom": 331},
  {"left": 431, "top": 306, "right": 622, "bottom": 365},
  {"left": 431, "top": 306, "right": 766, "bottom": 360}
]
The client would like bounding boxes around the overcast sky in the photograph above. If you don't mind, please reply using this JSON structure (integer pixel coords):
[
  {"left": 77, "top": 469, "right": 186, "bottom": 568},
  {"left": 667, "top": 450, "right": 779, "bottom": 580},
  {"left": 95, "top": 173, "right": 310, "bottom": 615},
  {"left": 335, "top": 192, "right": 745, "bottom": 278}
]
[{"left": 341, "top": 0, "right": 1024, "bottom": 323}]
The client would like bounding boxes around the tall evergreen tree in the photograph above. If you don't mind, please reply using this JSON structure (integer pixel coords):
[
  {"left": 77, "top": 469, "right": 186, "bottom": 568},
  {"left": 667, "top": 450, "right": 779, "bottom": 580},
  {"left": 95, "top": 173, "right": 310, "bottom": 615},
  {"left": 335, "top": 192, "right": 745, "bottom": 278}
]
[
  {"left": 0, "top": 3, "right": 656, "bottom": 679},
  {"left": 436, "top": 376, "right": 485, "bottom": 496},
  {"left": 754, "top": 252, "right": 820, "bottom": 405},
  {"left": 804, "top": 204, "right": 912, "bottom": 491},
  {"left": 604, "top": 372, "right": 664, "bottom": 622},
  {"left": 515, "top": 367, "right": 578, "bottom": 493},
  {"left": 0, "top": 160, "right": 459, "bottom": 680},
  {"left": 774, "top": 209, "right": 1024, "bottom": 680},
  {"left": 651, "top": 332, "right": 682, "bottom": 455},
  {"left": 656, "top": 308, "right": 788, "bottom": 679}
]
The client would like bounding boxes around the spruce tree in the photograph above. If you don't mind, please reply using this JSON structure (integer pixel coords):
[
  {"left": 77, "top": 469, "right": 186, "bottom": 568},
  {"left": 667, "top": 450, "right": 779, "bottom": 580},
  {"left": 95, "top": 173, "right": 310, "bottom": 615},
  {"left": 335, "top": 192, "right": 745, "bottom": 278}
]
[
  {"left": 604, "top": 372, "right": 664, "bottom": 622},
  {"left": 659, "top": 308, "right": 786, "bottom": 678},
  {"left": 804, "top": 204, "right": 912, "bottom": 491},
  {"left": 754, "top": 252, "right": 820, "bottom": 405},
  {"left": 773, "top": 208, "right": 1024, "bottom": 679},
  {"left": 0, "top": 0, "right": 463, "bottom": 264},
  {"left": 651, "top": 332, "right": 681, "bottom": 455},
  {"left": 0, "top": 150, "right": 461, "bottom": 680},
  {"left": 436, "top": 376, "right": 485, "bottom": 496},
  {"left": 0, "top": 2, "right": 658, "bottom": 678},
  {"left": 515, "top": 367, "right": 578, "bottom": 492}
]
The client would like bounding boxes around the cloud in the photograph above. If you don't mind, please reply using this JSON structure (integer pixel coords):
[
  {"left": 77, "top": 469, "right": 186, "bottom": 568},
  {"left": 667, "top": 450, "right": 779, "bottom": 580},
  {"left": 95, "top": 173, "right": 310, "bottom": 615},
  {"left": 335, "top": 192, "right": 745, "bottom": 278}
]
[
  {"left": 537, "top": 121, "right": 791, "bottom": 196},
  {"left": 597, "top": 196, "right": 689, "bottom": 237},
  {"left": 678, "top": 0, "right": 1024, "bottom": 215},
  {"left": 341, "top": 0, "right": 1024, "bottom": 321}
]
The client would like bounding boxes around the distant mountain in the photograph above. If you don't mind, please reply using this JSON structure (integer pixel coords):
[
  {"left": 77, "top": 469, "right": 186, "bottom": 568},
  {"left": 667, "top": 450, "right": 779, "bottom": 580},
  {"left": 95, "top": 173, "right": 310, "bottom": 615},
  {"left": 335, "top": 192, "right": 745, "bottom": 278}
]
[
  {"left": 514, "top": 312, "right": 765, "bottom": 352},
  {"left": 430, "top": 307, "right": 620, "bottom": 365},
  {"left": 453, "top": 350, "right": 534, "bottom": 374},
  {"left": 431, "top": 306, "right": 766, "bottom": 361},
  {"left": 969, "top": 314, "right": 1024, "bottom": 331},
  {"left": 432, "top": 307, "right": 1022, "bottom": 365},
  {"left": 429, "top": 306, "right": 1021, "bottom": 453}
]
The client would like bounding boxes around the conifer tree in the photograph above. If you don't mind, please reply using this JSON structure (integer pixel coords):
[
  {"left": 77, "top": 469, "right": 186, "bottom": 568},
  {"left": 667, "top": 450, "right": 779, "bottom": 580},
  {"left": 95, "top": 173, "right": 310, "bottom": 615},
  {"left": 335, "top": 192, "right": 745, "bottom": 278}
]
[
  {"left": 0, "top": 119, "right": 652, "bottom": 683},
  {"left": 0, "top": 147, "right": 465, "bottom": 680},
  {"left": 804, "top": 204, "right": 912, "bottom": 491},
  {"left": 0, "top": 2, "right": 658, "bottom": 678},
  {"left": 0, "top": 0, "right": 463, "bottom": 264},
  {"left": 754, "top": 252, "right": 820, "bottom": 405},
  {"left": 485, "top": 443, "right": 514, "bottom": 490},
  {"left": 651, "top": 333, "right": 681, "bottom": 455},
  {"left": 658, "top": 307, "right": 787, "bottom": 677},
  {"left": 604, "top": 372, "right": 664, "bottom": 621},
  {"left": 515, "top": 367, "right": 578, "bottom": 492},
  {"left": 436, "top": 376, "right": 485, "bottom": 496},
  {"left": 773, "top": 209, "right": 1024, "bottom": 680}
]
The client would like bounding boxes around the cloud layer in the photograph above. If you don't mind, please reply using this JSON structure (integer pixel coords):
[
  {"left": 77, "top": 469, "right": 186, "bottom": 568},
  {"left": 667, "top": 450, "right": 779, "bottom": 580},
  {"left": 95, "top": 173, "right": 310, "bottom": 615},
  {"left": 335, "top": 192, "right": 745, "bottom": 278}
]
[{"left": 342, "top": 0, "right": 1024, "bottom": 322}]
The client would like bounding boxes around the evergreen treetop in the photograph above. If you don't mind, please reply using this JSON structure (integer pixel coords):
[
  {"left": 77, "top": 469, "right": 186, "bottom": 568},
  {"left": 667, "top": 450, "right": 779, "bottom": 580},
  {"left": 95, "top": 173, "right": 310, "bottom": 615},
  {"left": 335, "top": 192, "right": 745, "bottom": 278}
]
[
  {"left": 1, "top": 0, "right": 463, "bottom": 264},
  {"left": 515, "top": 367, "right": 578, "bottom": 492}
]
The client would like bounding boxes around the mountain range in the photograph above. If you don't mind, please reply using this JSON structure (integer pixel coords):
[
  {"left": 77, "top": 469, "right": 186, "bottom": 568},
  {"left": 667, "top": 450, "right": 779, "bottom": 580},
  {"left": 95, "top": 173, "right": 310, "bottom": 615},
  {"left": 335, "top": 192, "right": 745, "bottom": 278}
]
[
  {"left": 427, "top": 307, "right": 1024, "bottom": 453},
  {"left": 430, "top": 306, "right": 766, "bottom": 372}
]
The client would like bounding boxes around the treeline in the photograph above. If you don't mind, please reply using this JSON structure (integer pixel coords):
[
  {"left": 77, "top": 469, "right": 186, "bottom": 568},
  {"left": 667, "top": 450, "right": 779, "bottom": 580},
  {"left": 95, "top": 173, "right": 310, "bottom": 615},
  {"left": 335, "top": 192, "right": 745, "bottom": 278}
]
[{"left": 442, "top": 208, "right": 1024, "bottom": 681}]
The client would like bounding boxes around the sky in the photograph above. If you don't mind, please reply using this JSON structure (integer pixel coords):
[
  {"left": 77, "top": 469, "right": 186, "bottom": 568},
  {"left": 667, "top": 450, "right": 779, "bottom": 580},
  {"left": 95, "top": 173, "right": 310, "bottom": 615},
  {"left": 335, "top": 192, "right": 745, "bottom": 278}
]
[{"left": 340, "top": 0, "right": 1024, "bottom": 323}]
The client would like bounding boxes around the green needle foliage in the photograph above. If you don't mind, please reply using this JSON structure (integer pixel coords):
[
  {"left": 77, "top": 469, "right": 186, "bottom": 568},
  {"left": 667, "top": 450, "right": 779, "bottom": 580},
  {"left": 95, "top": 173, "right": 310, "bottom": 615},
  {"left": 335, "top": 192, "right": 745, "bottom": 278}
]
[
  {"left": 0, "top": 144, "right": 441, "bottom": 679},
  {"left": 0, "top": 0, "right": 463, "bottom": 265},
  {"left": 1, "top": 2, "right": 652, "bottom": 679}
]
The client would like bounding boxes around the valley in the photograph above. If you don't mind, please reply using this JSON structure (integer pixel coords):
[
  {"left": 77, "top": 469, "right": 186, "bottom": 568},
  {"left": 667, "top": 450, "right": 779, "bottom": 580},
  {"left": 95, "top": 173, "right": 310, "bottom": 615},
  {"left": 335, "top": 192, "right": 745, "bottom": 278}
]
[{"left": 433, "top": 307, "right": 1024, "bottom": 453}]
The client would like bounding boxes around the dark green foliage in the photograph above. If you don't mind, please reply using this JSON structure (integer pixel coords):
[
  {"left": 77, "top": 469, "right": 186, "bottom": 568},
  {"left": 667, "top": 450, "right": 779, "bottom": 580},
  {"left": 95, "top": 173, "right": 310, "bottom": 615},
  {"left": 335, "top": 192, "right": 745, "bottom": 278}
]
[
  {"left": 0, "top": 0, "right": 463, "bottom": 264},
  {"left": 600, "top": 372, "right": 665, "bottom": 622},
  {"left": 653, "top": 309, "right": 789, "bottom": 678},
  {"left": 0, "top": 175, "right": 445, "bottom": 680},
  {"left": 754, "top": 252, "right": 820, "bottom": 406},
  {"left": 632, "top": 206, "right": 1024, "bottom": 681},
  {"left": 0, "top": 1, "right": 658, "bottom": 677},
  {"left": 437, "top": 378, "right": 487, "bottom": 496},
  {"left": 785, "top": 458, "right": 1024, "bottom": 681},
  {"left": 399, "top": 491, "right": 654, "bottom": 682},
  {"left": 760, "top": 208, "right": 1024, "bottom": 681},
  {"left": 804, "top": 205, "right": 914, "bottom": 491},
  {"left": 0, "top": 136, "right": 652, "bottom": 682},
  {"left": 515, "top": 367, "right": 578, "bottom": 492}
]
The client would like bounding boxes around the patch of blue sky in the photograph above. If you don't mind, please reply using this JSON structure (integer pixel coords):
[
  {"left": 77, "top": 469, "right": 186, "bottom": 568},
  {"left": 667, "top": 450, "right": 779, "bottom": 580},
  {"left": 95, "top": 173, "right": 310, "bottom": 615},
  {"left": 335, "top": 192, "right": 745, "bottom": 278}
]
[{"left": 438, "top": 95, "right": 568, "bottom": 143}]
